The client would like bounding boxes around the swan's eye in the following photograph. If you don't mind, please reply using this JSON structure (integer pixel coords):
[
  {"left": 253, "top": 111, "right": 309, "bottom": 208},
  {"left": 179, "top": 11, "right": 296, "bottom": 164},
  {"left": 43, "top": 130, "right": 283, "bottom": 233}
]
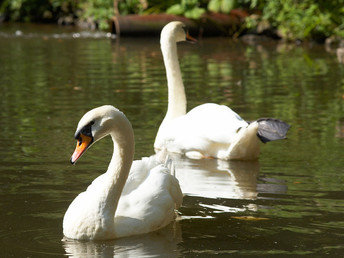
[
  {"left": 75, "top": 133, "right": 83, "bottom": 145},
  {"left": 90, "top": 121, "right": 95, "bottom": 125}
]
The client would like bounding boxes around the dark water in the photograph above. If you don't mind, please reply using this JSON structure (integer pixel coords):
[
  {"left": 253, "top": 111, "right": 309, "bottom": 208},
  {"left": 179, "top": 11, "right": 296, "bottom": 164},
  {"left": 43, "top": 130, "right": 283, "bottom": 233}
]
[{"left": 1, "top": 23, "right": 344, "bottom": 256}]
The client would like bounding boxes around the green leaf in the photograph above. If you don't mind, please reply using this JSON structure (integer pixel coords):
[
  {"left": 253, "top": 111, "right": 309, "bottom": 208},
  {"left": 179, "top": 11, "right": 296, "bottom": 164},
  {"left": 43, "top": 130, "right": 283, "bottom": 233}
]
[
  {"left": 221, "top": 0, "right": 236, "bottom": 14},
  {"left": 166, "top": 4, "right": 185, "bottom": 15},
  {"left": 208, "top": 0, "right": 221, "bottom": 13},
  {"left": 184, "top": 7, "right": 205, "bottom": 19}
]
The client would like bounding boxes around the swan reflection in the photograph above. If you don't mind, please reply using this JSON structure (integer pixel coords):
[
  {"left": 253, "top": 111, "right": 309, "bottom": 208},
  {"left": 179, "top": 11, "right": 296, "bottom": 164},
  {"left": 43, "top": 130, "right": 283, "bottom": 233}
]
[
  {"left": 168, "top": 153, "right": 288, "bottom": 215},
  {"left": 63, "top": 222, "right": 182, "bottom": 257},
  {"left": 170, "top": 154, "right": 260, "bottom": 200}
]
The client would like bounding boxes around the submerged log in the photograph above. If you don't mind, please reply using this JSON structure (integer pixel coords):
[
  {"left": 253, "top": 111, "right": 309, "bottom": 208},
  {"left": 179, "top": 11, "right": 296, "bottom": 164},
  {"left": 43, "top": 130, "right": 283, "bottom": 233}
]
[{"left": 111, "top": 12, "right": 248, "bottom": 37}]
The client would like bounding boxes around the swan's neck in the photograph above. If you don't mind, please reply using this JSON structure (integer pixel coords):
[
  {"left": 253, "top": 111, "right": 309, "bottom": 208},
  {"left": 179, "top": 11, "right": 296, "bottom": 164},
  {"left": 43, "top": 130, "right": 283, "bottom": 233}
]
[
  {"left": 161, "top": 38, "right": 187, "bottom": 122},
  {"left": 101, "top": 117, "right": 135, "bottom": 218}
]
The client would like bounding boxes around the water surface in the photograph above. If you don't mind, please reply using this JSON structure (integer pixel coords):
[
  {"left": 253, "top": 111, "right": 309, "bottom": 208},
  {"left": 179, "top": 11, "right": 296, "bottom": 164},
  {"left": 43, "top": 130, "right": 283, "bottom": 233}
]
[{"left": 1, "top": 24, "right": 344, "bottom": 256}]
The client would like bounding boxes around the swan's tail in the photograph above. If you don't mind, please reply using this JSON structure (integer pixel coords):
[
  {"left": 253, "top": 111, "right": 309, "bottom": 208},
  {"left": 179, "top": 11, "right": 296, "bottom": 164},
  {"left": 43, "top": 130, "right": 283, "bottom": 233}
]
[
  {"left": 219, "top": 118, "right": 290, "bottom": 160},
  {"left": 256, "top": 118, "right": 290, "bottom": 143}
]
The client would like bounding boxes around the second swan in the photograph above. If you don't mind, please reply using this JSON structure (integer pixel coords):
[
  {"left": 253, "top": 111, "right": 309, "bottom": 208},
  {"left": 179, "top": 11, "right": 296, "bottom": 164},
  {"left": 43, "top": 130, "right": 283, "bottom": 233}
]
[{"left": 154, "top": 21, "right": 290, "bottom": 160}]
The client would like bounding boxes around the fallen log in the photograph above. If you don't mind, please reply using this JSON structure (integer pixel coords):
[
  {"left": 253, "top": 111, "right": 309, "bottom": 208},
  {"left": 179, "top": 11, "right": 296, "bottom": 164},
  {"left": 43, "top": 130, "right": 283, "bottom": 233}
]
[{"left": 111, "top": 11, "right": 248, "bottom": 37}]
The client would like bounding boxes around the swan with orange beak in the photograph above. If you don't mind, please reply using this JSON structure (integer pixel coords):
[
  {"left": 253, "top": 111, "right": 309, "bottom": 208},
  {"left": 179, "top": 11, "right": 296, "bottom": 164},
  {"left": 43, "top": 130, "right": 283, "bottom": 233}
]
[
  {"left": 64, "top": 105, "right": 182, "bottom": 240},
  {"left": 71, "top": 121, "right": 94, "bottom": 164}
]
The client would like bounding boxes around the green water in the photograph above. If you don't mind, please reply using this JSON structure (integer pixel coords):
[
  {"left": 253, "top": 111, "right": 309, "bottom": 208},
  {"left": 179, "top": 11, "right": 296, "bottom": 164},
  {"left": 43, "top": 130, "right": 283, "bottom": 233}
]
[{"left": 1, "top": 23, "right": 344, "bottom": 256}]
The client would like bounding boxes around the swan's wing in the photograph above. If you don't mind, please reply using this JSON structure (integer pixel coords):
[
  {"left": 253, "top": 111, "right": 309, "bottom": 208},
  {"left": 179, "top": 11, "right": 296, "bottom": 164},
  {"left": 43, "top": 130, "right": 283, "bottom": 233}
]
[
  {"left": 115, "top": 163, "right": 182, "bottom": 238},
  {"left": 184, "top": 103, "right": 248, "bottom": 142},
  {"left": 156, "top": 103, "right": 248, "bottom": 155},
  {"left": 121, "top": 155, "right": 159, "bottom": 196}
]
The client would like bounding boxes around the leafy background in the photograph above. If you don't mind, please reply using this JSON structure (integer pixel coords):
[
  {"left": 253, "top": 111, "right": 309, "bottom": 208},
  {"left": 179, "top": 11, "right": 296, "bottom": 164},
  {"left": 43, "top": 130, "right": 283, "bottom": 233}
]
[{"left": 1, "top": 0, "right": 344, "bottom": 40}]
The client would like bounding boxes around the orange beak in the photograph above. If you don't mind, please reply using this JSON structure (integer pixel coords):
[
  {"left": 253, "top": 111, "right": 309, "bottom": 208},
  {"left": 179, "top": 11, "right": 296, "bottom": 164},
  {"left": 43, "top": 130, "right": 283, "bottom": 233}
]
[
  {"left": 70, "top": 134, "right": 93, "bottom": 164},
  {"left": 186, "top": 31, "right": 197, "bottom": 43}
]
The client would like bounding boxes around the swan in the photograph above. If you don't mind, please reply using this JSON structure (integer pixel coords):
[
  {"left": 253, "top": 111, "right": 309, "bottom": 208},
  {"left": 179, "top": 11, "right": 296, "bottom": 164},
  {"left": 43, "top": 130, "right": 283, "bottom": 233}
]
[
  {"left": 63, "top": 105, "right": 183, "bottom": 240},
  {"left": 154, "top": 21, "right": 290, "bottom": 160}
]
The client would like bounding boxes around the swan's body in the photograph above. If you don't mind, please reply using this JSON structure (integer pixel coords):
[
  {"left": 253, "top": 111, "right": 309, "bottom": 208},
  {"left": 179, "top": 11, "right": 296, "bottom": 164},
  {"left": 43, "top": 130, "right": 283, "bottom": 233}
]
[
  {"left": 63, "top": 105, "right": 182, "bottom": 240},
  {"left": 154, "top": 22, "right": 289, "bottom": 160}
]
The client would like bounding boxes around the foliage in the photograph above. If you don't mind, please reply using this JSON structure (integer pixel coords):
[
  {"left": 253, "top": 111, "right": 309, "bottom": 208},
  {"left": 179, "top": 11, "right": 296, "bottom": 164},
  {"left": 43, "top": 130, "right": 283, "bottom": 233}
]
[
  {"left": 208, "top": 0, "right": 236, "bottom": 14},
  {"left": 246, "top": 0, "right": 344, "bottom": 41},
  {"left": 0, "top": 0, "right": 343, "bottom": 40},
  {"left": 79, "top": 0, "right": 114, "bottom": 30},
  {"left": 0, "top": 0, "right": 74, "bottom": 22},
  {"left": 117, "top": 0, "right": 143, "bottom": 15},
  {"left": 166, "top": 0, "right": 239, "bottom": 18},
  {"left": 166, "top": 0, "right": 205, "bottom": 19}
]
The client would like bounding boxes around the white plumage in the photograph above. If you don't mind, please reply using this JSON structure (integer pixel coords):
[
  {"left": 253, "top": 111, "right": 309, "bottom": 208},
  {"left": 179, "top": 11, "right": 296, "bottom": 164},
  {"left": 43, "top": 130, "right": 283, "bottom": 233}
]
[
  {"left": 63, "top": 105, "right": 182, "bottom": 240},
  {"left": 154, "top": 21, "right": 289, "bottom": 160}
]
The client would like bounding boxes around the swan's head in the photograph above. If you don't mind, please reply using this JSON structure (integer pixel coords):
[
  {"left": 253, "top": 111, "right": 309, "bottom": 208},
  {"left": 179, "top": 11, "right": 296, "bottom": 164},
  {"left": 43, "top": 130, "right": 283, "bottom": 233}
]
[
  {"left": 70, "top": 105, "right": 125, "bottom": 164},
  {"left": 160, "top": 21, "right": 197, "bottom": 44}
]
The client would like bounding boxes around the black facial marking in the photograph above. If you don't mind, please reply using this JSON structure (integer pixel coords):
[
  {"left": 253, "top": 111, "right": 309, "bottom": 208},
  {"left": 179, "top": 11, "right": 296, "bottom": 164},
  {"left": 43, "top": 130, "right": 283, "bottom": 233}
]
[
  {"left": 182, "top": 26, "right": 187, "bottom": 35},
  {"left": 74, "top": 121, "right": 94, "bottom": 140}
]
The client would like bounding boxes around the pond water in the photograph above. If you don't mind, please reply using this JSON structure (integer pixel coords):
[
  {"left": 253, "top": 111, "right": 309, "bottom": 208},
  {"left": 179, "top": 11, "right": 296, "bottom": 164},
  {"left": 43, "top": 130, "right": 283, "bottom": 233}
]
[{"left": 1, "top": 23, "right": 344, "bottom": 256}]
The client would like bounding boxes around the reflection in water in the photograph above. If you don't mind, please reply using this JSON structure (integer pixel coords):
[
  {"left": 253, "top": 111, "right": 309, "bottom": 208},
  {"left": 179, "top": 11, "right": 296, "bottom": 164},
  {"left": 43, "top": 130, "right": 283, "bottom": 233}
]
[
  {"left": 169, "top": 153, "right": 288, "bottom": 215},
  {"left": 171, "top": 154, "right": 260, "bottom": 200},
  {"left": 169, "top": 154, "right": 260, "bottom": 215},
  {"left": 63, "top": 222, "right": 182, "bottom": 257}
]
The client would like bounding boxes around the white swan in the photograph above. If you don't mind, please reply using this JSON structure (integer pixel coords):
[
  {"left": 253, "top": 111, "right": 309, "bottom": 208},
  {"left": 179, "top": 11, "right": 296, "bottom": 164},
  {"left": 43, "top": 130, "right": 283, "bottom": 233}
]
[
  {"left": 63, "top": 105, "right": 182, "bottom": 240},
  {"left": 154, "top": 21, "right": 290, "bottom": 160}
]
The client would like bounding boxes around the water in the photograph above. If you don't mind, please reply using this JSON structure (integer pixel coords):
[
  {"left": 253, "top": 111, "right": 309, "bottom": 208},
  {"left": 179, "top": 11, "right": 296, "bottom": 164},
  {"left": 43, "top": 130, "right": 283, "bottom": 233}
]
[{"left": 1, "top": 23, "right": 344, "bottom": 256}]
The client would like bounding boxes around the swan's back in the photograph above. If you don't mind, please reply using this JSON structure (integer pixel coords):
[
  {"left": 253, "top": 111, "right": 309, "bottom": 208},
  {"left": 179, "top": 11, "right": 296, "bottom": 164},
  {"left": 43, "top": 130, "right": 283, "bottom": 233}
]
[
  {"left": 121, "top": 156, "right": 160, "bottom": 195},
  {"left": 155, "top": 103, "right": 248, "bottom": 156},
  {"left": 114, "top": 156, "right": 182, "bottom": 238},
  {"left": 182, "top": 103, "right": 248, "bottom": 142}
]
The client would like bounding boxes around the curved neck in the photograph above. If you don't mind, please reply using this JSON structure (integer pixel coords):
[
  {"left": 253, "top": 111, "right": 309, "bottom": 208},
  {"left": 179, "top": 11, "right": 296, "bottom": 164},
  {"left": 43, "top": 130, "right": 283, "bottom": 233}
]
[
  {"left": 101, "top": 115, "right": 135, "bottom": 218},
  {"left": 161, "top": 38, "right": 187, "bottom": 122}
]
